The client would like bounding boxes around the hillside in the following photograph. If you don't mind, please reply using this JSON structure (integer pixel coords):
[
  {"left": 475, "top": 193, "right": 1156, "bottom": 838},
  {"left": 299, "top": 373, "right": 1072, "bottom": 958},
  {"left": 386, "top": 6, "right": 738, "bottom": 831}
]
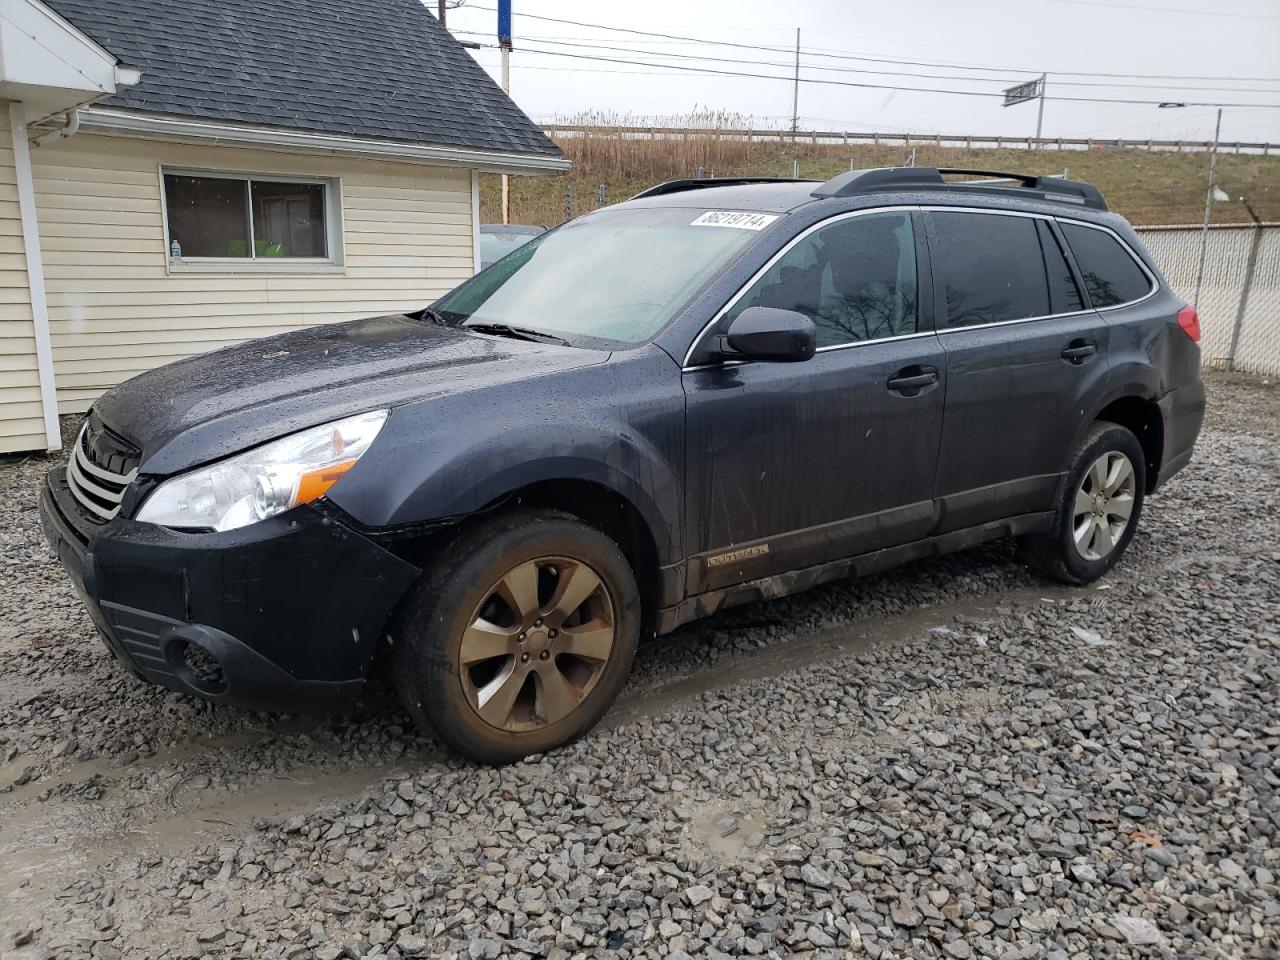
[{"left": 480, "top": 133, "right": 1280, "bottom": 228}]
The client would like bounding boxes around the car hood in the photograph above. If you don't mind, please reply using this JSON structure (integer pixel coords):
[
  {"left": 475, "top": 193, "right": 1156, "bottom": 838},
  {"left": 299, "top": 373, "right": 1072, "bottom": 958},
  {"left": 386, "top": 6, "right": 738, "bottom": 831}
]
[{"left": 92, "top": 314, "right": 607, "bottom": 475}]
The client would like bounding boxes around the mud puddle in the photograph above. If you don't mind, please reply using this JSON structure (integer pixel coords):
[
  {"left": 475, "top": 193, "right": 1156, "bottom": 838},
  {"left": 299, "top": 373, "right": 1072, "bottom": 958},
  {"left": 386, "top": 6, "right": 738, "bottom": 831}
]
[
  {"left": 0, "top": 760, "right": 405, "bottom": 904},
  {"left": 0, "top": 579, "right": 1084, "bottom": 913}
]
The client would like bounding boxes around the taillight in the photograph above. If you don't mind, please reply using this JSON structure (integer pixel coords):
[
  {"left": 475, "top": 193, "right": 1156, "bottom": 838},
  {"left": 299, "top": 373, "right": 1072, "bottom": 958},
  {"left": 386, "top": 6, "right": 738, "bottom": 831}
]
[{"left": 1177, "top": 304, "right": 1200, "bottom": 343}]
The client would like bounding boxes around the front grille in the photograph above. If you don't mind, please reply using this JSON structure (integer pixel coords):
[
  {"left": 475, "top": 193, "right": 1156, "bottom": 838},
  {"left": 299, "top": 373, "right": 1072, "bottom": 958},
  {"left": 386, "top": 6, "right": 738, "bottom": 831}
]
[{"left": 66, "top": 416, "right": 139, "bottom": 522}]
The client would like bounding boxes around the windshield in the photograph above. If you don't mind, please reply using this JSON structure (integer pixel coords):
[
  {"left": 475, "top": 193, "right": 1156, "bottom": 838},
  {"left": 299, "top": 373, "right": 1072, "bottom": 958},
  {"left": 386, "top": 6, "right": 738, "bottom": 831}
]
[
  {"left": 437, "top": 207, "right": 774, "bottom": 345},
  {"left": 478, "top": 228, "right": 543, "bottom": 268}
]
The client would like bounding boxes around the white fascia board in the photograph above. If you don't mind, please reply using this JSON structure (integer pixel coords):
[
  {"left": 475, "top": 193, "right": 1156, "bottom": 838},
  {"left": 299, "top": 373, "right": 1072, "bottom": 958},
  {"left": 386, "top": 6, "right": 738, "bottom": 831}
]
[{"left": 78, "top": 107, "right": 571, "bottom": 175}]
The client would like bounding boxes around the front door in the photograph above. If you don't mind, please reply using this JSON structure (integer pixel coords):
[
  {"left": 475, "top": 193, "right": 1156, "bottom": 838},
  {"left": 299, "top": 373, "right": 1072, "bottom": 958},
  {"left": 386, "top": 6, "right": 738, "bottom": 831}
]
[
  {"left": 682, "top": 209, "right": 945, "bottom": 594},
  {"left": 925, "top": 210, "right": 1112, "bottom": 531}
]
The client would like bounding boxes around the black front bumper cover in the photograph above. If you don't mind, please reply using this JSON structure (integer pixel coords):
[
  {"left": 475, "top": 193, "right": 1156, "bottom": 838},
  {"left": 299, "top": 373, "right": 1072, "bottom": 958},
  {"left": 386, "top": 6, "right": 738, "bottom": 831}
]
[{"left": 39, "top": 469, "right": 419, "bottom": 715}]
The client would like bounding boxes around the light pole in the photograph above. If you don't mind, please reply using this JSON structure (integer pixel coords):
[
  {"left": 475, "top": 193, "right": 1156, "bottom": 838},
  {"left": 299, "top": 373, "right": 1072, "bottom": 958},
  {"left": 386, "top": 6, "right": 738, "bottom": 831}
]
[{"left": 1159, "top": 102, "right": 1223, "bottom": 310}]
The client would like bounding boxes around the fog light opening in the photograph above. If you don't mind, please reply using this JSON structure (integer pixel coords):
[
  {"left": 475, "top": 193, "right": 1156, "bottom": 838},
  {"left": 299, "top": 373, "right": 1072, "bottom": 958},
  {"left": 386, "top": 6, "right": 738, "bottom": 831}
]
[{"left": 174, "top": 639, "right": 227, "bottom": 695}]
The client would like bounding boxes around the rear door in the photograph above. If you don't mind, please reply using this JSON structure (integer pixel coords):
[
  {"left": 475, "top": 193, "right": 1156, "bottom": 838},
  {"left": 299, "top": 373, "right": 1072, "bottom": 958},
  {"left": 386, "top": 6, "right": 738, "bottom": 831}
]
[
  {"left": 926, "top": 209, "right": 1110, "bottom": 531},
  {"left": 682, "top": 209, "right": 946, "bottom": 593}
]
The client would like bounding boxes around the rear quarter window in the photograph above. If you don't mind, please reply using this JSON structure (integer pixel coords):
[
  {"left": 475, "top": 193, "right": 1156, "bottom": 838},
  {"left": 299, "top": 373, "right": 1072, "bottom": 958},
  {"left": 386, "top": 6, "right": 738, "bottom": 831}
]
[{"left": 1059, "top": 222, "right": 1153, "bottom": 308}]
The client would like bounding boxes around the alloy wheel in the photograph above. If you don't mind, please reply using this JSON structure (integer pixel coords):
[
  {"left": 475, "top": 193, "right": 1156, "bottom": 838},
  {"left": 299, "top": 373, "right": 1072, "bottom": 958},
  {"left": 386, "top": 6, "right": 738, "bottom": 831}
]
[
  {"left": 1072, "top": 451, "right": 1137, "bottom": 561},
  {"left": 458, "top": 556, "right": 615, "bottom": 732}
]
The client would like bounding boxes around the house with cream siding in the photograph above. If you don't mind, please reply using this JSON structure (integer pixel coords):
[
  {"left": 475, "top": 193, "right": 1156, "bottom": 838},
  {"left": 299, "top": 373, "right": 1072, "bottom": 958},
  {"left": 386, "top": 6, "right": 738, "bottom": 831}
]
[{"left": 0, "top": 0, "right": 566, "bottom": 453}]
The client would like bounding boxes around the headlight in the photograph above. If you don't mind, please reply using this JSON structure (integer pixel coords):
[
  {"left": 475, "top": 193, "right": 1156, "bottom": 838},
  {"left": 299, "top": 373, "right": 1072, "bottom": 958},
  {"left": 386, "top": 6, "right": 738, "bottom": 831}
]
[{"left": 136, "top": 410, "right": 388, "bottom": 531}]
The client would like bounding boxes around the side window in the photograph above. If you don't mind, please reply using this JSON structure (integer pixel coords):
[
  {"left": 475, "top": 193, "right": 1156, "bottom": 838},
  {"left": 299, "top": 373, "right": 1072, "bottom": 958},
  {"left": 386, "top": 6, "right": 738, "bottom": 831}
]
[
  {"left": 930, "top": 212, "right": 1050, "bottom": 327},
  {"left": 723, "top": 211, "right": 918, "bottom": 349},
  {"left": 1059, "top": 222, "right": 1153, "bottom": 308},
  {"left": 1036, "top": 220, "right": 1084, "bottom": 315}
]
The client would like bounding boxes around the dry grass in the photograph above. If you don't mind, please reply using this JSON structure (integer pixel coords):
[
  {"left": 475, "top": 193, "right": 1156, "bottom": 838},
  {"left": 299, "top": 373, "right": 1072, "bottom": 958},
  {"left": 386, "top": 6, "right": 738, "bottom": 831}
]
[{"left": 480, "top": 111, "right": 1280, "bottom": 228}]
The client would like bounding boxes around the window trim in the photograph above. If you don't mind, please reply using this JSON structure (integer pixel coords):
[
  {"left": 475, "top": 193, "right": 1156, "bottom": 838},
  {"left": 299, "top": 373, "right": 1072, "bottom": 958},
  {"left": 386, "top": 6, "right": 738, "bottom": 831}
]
[
  {"left": 682, "top": 205, "right": 1160, "bottom": 370},
  {"left": 159, "top": 166, "right": 346, "bottom": 274}
]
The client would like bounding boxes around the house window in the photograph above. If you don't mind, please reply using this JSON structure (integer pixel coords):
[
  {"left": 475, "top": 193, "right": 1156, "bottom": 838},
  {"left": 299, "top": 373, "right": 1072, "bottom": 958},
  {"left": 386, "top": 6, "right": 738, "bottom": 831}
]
[{"left": 164, "top": 172, "right": 332, "bottom": 261}]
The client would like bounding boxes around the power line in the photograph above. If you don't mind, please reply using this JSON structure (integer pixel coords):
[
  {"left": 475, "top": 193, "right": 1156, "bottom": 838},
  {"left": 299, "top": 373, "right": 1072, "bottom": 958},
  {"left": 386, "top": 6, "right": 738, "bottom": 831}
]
[
  {"left": 1044, "top": 0, "right": 1280, "bottom": 20},
  {"left": 490, "top": 34, "right": 1280, "bottom": 95},
  {"left": 472, "top": 43, "right": 1280, "bottom": 109},
  {"left": 795, "top": 47, "right": 1280, "bottom": 84},
  {"left": 460, "top": 6, "right": 1280, "bottom": 84},
  {"left": 454, "top": 30, "right": 735, "bottom": 46},
  {"left": 461, "top": 7, "right": 797, "bottom": 55}
]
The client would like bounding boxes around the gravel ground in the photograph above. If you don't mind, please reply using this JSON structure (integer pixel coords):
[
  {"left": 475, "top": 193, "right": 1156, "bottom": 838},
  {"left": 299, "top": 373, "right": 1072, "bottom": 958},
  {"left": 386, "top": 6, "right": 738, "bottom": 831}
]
[{"left": 0, "top": 371, "right": 1276, "bottom": 960}]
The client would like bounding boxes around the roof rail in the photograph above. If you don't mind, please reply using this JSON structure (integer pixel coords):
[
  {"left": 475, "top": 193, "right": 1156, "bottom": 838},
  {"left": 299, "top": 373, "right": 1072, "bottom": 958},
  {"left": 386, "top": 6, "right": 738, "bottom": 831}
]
[
  {"left": 811, "top": 167, "right": 1107, "bottom": 211},
  {"left": 630, "top": 177, "right": 810, "bottom": 200}
]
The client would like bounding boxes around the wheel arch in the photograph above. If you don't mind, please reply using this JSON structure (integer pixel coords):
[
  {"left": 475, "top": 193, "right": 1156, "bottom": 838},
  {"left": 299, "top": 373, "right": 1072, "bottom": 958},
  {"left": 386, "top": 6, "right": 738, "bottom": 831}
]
[
  {"left": 381, "top": 472, "right": 673, "bottom": 636},
  {"left": 490, "top": 478, "right": 667, "bottom": 630}
]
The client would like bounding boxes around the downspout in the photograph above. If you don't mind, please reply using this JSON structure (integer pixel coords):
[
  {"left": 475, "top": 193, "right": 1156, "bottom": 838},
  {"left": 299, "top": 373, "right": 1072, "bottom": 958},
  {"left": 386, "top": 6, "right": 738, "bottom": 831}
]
[
  {"left": 30, "top": 108, "right": 80, "bottom": 149},
  {"left": 9, "top": 104, "right": 62, "bottom": 450}
]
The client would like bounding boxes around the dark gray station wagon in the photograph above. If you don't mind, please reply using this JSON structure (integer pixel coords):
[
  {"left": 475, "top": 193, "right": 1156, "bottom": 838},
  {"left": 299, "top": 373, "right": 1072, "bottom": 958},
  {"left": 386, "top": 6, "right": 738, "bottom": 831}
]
[{"left": 40, "top": 168, "right": 1205, "bottom": 763}]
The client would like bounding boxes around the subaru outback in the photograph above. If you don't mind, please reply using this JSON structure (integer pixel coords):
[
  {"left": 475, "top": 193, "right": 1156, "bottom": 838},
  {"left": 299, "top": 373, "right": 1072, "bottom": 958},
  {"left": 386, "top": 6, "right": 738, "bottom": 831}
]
[{"left": 40, "top": 167, "right": 1205, "bottom": 763}]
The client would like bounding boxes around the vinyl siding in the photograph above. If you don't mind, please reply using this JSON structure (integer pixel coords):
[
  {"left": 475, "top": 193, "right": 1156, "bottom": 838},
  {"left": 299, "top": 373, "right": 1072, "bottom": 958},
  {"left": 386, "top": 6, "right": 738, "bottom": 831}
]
[
  {"left": 31, "top": 133, "right": 476, "bottom": 415},
  {"left": 0, "top": 113, "right": 48, "bottom": 453}
]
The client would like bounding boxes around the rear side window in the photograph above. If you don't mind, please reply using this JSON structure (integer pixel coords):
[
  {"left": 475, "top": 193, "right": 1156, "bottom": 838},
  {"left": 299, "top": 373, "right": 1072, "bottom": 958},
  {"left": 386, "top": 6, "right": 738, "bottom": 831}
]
[
  {"left": 723, "top": 211, "right": 917, "bottom": 349},
  {"left": 1059, "top": 223, "right": 1153, "bottom": 307},
  {"left": 930, "top": 212, "right": 1050, "bottom": 326}
]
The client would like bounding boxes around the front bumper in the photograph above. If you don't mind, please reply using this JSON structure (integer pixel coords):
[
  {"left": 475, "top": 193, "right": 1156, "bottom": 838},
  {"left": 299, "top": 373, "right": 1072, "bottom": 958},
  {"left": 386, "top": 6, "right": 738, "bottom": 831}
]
[{"left": 39, "top": 469, "right": 419, "bottom": 715}]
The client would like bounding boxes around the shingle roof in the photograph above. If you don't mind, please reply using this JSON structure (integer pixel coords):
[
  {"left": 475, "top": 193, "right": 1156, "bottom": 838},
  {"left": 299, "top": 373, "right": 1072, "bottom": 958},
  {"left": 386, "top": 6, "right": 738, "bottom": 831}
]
[{"left": 42, "top": 0, "right": 561, "bottom": 158}]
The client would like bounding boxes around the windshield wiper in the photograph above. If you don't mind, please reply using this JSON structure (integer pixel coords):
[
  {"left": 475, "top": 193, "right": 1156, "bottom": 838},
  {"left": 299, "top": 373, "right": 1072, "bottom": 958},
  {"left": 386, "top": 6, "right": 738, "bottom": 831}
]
[
  {"left": 464, "top": 322, "right": 569, "bottom": 345},
  {"left": 416, "top": 306, "right": 448, "bottom": 325}
]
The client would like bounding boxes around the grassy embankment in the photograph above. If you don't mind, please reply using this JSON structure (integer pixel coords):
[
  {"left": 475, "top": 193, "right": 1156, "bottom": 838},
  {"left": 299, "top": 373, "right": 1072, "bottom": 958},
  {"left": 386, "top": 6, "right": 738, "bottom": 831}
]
[{"left": 480, "top": 123, "right": 1280, "bottom": 228}]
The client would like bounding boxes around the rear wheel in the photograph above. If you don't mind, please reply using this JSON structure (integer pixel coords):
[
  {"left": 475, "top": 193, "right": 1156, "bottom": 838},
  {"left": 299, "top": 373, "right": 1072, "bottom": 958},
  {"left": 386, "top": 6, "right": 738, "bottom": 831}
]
[
  {"left": 1021, "top": 422, "right": 1146, "bottom": 584},
  {"left": 393, "top": 511, "right": 640, "bottom": 763}
]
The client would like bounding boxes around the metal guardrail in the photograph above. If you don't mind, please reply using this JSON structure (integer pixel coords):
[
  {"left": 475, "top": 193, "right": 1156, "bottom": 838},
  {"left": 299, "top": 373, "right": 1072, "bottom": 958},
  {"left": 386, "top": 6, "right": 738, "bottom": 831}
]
[
  {"left": 541, "top": 125, "right": 1278, "bottom": 156},
  {"left": 1138, "top": 224, "right": 1280, "bottom": 376}
]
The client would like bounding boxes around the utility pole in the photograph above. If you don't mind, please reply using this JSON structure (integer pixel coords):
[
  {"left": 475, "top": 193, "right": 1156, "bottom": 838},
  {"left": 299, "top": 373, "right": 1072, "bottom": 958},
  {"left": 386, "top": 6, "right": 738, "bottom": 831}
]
[
  {"left": 1226, "top": 196, "right": 1263, "bottom": 371},
  {"left": 1192, "top": 107, "right": 1223, "bottom": 310},
  {"left": 499, "top": 0, "right": 512, "bottom": 225},
  {"left": 1035, "top": 73, "right": 1047, "bottom": 144},
  {"left": 790, "top": 28, "right": 800, "bottom": 135},
  {"left": 438, "top": 0, "right": 446, "bottom": 27}
]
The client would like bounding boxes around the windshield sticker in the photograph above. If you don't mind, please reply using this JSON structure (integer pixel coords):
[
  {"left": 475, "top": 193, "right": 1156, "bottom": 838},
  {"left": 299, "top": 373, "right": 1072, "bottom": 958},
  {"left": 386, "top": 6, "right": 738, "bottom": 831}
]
[{"left": 690, "top": 211, "right": 780, "bottom": 231}]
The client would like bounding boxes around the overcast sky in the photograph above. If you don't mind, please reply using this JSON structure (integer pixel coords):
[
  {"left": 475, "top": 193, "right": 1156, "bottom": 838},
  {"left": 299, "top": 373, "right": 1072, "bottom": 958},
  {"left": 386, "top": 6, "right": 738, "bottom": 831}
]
[{"left": 444, "top": 0, "right": 1280, "bottom": 143}]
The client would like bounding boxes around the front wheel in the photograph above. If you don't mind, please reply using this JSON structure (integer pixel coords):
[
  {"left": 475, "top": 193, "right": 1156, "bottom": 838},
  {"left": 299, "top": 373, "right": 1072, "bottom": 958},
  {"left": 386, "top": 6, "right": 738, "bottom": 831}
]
[
  {"left": 393, "top": 510, "right": 640, "bottom": 764},
  {"left": 1021, "top": 421, "right": 1146, "bottom": 584}
]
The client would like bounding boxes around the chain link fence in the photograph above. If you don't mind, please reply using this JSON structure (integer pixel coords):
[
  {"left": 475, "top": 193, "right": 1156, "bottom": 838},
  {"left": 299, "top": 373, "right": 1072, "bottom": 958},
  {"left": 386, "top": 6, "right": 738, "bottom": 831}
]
[{"left": 1137, "top": 224, "right": 1280, "bottom": 377}]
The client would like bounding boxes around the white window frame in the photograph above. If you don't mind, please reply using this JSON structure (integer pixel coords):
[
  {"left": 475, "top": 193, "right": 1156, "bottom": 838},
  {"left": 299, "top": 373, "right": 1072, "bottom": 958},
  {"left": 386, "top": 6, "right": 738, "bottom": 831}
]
[{"left": 159, "top": 166, "right": 346, "bottom": 274}]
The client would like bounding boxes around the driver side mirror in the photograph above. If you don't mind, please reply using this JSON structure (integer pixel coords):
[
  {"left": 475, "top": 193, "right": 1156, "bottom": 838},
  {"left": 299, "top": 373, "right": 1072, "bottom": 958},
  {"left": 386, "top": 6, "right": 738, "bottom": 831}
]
[{"left": 715, "top": 306, "right": 817, "bottom": 363}]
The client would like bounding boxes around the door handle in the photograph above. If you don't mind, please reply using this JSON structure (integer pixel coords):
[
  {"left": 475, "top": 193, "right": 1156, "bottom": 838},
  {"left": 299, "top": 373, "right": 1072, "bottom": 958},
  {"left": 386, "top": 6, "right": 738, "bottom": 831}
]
[
  {"left": 1061, "top": 340, "right": 1098, "bottom": 364},
  {"left": 887, "top": 366, "right": 939, "bottom": 395}
]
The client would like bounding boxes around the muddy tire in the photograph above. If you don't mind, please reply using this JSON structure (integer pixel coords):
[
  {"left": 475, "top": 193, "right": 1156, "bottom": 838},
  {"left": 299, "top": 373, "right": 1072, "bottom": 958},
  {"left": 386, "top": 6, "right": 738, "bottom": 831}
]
[
  {"left": 1021, "top": 421, "right": 1146, "bottom": 585},
  {"left": 393, "top": 510, "right": 640, "bottom": 764}
]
